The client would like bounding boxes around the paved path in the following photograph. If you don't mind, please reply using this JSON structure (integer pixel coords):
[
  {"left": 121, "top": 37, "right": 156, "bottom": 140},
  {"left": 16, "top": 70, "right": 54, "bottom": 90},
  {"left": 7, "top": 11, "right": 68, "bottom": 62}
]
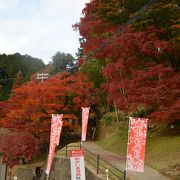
[{"left": 82, "top": 141, "right": 172, "bottom": 180}]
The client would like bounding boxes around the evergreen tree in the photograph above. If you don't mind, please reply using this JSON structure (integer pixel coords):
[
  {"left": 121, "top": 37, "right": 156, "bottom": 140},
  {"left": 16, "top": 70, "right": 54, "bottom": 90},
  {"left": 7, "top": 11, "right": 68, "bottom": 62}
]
[{"left": 51, "top": 52, "right": 75, "bottom": 74}]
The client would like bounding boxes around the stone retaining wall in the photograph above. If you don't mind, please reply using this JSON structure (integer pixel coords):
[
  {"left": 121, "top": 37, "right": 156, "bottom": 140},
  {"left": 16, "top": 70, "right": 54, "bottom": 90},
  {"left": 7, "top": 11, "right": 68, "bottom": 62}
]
[
  {"left": 40, "top": 157, "right": 103, "bottom": 180},
  {"left": 16, "top": 157, "right": 103, "bottom": 180}
]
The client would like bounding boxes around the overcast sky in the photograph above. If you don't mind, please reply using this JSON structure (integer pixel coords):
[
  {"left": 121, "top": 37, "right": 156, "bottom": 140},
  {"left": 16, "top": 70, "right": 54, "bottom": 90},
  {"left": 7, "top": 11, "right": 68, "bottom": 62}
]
[{"left": 0, "top": 0, "right": 90, "bottom": 64}]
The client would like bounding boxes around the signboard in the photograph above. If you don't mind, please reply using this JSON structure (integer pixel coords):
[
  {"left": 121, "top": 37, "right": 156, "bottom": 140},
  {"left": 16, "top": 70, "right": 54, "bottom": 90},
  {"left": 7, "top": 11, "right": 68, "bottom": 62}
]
[
  {"left": 127, "top": 117, "right": 148, "bottom": 172},
  {"left": 70, "top": 150, "right": 86, "bottom": 180},
  {"left": 81, "top": 107, "right": 90, "bottom": 142},
  {"left": 46, "top": 114, "right": 63, "bottom": 176}
]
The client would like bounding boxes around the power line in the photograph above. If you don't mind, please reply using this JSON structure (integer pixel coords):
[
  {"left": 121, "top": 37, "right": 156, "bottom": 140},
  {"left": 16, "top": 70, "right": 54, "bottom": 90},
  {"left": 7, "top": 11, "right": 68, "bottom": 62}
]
[{"left": 85, "top": 0, "right": 158, "bottom": 59}]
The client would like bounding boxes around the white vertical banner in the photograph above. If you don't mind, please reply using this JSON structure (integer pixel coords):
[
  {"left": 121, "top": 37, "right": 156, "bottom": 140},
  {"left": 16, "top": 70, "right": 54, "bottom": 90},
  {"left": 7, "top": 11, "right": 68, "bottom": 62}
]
[
  {"left": 126, "top": 117, "right": 148, "bottom": 172},
  {"left": 81, "top": 107, "right": 90, "bottom": 142},
  {"left": 46, "top": 114, "right": 63, "bottom": 176},
  {"left": 70, "top": 150, "right": 86, "bottom": 180},
  {"left": 53, "top": 114, "right": 63, "bottom": 146}
]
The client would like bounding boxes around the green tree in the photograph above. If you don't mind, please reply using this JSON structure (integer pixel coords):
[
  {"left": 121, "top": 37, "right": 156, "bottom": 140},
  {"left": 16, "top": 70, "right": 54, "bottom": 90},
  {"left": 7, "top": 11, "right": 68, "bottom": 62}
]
[
  {"left": 0, "top": 53, "right": 45, "bottom": 100},
  {"left": 51, "top": 52, "right": 75, "bottom": 74},
  {"left": 81, "top": 58, "right": 107, "bottom": 88}
]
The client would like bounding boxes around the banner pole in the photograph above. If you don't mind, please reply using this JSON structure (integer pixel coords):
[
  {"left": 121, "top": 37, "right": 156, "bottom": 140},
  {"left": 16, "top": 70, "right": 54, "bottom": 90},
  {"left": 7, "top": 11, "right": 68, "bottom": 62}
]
[{"left": 125, "top": 116, "right": 131, "bottom": 180}]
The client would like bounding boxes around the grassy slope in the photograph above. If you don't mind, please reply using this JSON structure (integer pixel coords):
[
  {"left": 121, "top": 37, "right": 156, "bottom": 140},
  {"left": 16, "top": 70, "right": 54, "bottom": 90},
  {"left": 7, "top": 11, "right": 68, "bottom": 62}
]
[
  {"left": 96, "top": 112, "right": 180, "bottom": 179},
  {"left": 97, "top": 122, "right": 128, "bottom": 156}
]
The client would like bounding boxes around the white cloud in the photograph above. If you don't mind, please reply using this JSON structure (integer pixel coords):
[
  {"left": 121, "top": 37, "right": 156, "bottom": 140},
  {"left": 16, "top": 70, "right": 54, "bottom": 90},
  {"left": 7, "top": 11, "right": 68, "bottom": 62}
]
[
  {"left": 0, "top": 0, "right": 19, "bottom": 10},
  {"left": 44, "top": 0, "right": 88, "bottom": 12},
  {"left": 0, "top": 0, "right": 90, "bottom": 64},
  {"left": 0, "top": 19, "right": 78, "bottom": 61}
]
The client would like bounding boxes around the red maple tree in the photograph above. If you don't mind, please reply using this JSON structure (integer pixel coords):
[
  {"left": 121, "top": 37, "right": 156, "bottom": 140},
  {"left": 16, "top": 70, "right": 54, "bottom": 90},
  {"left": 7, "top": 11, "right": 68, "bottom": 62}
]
[
  {"left": 0, "top": 131, "right": 39, "bottom": 166},
  {"left": 74, "top": 1, "right": 179, "bottom": 123},
  {"left": 0, "top": 72, "right": 96, "bottom": 165}
]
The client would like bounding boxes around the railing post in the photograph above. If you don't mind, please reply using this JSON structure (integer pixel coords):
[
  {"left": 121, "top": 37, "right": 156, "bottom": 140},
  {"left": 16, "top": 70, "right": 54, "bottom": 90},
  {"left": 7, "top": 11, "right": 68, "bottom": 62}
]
[
  {"left": 65, "top": 146, "right": 68, "bottom": 157},
  {"left": 96, "top": 154, "right": 100, "bottom": 174},
  {"left": 123, "top": 170, "right": 126, "bottom": 180},
  {"left": 105, "top": 169, "right": 109, "bottom": 180}
]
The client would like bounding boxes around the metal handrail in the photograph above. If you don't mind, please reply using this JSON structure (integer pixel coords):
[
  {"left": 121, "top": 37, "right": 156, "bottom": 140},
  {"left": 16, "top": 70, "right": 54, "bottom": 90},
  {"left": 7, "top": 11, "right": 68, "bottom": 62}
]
[
  {"left": 57, "top": 144, "right": 126, "bottom": 180},
  {"left": 99, "top": 156, "right": 124, "bottom": 173},
  {"left": 81, "top": 145, "right": 125, "bottom": 179}
]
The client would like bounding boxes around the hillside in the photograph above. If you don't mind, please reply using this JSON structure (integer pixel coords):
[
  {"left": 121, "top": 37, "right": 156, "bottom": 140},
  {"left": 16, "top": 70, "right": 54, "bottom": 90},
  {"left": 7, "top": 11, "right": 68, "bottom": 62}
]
[
  {"left": 96, "top": 112, "right": 180, "bottom": 180},
  {"left": 0, "top": 53, "right": 45, "bottom": 100}
]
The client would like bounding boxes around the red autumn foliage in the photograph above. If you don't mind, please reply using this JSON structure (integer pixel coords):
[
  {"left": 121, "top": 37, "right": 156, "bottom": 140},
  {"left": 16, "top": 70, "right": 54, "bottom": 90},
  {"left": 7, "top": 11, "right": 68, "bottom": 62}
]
[
  {"left": 99, "top": 28, "right": 179, "bottom": 122},
  {"left": 0, "top": 72, "right": 96, "bottom": 165},
  {"left": 75, "top": 1, "right": 179, "bottom": 123},
  {"left": 0, "top": 131, "right": 39, "bottom": 166},
  {"left": 102, "top": 64, "right": 179, "bottom": 122}
]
